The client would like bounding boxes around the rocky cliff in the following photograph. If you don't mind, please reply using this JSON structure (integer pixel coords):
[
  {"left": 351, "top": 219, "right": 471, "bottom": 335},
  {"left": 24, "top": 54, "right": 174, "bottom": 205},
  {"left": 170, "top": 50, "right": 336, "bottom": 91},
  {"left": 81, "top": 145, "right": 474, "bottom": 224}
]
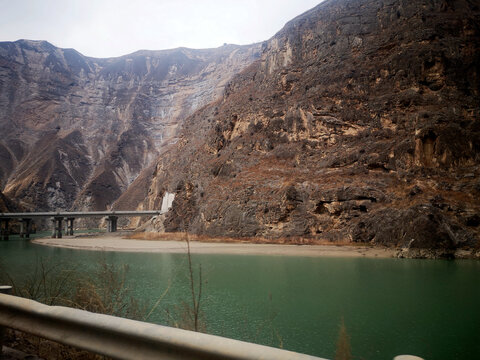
[
  {"left": 0, "top": 40, "right": 261, "bottom": 211},
  {"left": 136, "top": 0, "right": 480, "bottom": 256}
]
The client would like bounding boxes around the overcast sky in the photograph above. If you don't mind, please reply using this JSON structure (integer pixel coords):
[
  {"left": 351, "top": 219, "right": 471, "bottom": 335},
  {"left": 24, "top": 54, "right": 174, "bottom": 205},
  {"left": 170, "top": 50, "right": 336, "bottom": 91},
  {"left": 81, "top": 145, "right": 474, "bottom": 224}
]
[{"left": 0, "top": 0, "right": 322, "bottom": 58}]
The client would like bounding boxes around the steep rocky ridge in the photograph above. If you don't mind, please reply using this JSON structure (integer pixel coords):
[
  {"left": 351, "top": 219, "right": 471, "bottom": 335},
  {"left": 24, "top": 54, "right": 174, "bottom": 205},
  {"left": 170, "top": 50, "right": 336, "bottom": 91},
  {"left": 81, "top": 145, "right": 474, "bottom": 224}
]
[
  {"left": 0, "top": 40, "right": 261, "bottom": 211},
  {"left": 136, "top": 0, "right": 480, "bottom": 256}
]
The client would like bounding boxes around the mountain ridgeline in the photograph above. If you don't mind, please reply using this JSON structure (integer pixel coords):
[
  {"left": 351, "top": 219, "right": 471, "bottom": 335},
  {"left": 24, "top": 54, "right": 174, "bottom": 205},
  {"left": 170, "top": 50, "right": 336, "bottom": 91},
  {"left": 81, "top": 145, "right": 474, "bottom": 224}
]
[
  {"left": 1, "top": 0, "right": 479, "bottom": 255},
  {"left": 0, "top": 40, "right": 261, "bottom": 211}
]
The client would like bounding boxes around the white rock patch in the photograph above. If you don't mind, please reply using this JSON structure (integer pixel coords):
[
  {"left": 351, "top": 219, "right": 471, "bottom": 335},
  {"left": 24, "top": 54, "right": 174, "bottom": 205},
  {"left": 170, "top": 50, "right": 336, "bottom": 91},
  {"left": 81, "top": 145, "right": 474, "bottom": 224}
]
[{"left": 161, "top": 192, "right": 175, "bottom": 213}]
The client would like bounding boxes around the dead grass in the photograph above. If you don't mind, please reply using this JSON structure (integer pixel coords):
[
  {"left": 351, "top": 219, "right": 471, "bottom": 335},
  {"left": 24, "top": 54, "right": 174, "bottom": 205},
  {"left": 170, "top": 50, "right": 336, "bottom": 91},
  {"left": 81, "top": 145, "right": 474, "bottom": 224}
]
[
  {"left": 124, "top": 231, "right": 370, "bottom": 247},
  {"left": 5, "top": 331, "right": 105, "bottom": 360},
  {"left": 1, "top": 257, "right": 149, "bottom": 360}
]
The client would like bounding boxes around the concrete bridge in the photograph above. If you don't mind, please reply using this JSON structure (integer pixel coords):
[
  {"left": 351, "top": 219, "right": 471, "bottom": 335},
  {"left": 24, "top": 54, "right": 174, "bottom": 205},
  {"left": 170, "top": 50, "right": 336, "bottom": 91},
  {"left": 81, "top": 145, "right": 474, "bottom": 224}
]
[{"left": 0, "top": 211, "right": 164, "bottom": 240}]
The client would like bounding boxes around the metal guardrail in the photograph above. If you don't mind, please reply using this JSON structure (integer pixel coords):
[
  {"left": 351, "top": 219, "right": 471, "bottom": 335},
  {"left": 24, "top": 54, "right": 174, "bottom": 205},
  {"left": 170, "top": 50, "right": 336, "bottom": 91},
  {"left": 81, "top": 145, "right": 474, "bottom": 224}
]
[
  {"left": 0, "top": 286, "right": 12, "bottom": 355},
  {"left": 0, "top": 293, "right": 327, "bottom": 360}
]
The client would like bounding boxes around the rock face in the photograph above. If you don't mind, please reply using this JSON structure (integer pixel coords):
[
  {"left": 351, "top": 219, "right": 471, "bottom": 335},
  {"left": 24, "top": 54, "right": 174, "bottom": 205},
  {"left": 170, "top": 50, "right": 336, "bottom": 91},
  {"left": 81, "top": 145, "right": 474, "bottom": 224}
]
[
  {"left": 0, "top": 191, "right": 18, "bottom": 212},
  {"left": 0, "top": 40, "right": 261, "bottom": 211},
  {"left": 135, "top": 0, "right": 480, "bottom": 254}
]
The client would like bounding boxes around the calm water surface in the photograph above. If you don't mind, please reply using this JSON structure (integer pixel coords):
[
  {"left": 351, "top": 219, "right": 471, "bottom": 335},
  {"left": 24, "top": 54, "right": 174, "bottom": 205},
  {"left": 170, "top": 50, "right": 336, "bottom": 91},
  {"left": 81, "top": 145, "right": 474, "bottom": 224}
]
[{"left": 1, "top": 235, "right": 479, "bottom": 360}]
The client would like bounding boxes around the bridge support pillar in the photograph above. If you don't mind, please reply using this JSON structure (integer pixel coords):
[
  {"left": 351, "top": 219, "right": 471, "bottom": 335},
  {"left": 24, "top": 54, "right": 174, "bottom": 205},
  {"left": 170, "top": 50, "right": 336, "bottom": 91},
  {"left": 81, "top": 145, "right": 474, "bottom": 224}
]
[
  {"left": 67, "top": 218, "right": 75, "bottom": 236},
  {"left": 106, "top": 216, "right": 118, "bottom": 233},
  {"left": 51, "top": 217, "right": 63, "bottom": 238},
  {"left": 51, "top": 218, "right": 56, "bottom": 238},
  {"left": 0, "top": 218, "right": 10, "bottom": 241},
  {"left": 20, "top": 218, "right": 32, "bottom": 239}
]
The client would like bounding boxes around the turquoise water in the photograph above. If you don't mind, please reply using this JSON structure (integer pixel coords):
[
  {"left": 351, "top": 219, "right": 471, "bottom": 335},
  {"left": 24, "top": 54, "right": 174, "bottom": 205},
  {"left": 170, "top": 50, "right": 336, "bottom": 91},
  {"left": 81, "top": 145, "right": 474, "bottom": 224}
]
[{"left": 1, "top": 236, "right": 479, "bottom": 360}]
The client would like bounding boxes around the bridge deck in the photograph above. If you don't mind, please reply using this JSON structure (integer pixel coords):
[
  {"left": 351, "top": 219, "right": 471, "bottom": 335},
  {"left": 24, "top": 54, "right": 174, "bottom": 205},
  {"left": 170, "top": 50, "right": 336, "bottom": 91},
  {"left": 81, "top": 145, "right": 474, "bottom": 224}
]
[
  {"left": 0, "top": 211, "right": 164, "bottom": 219},
  {"left": 0, "top": 211, "right": 165, "bottom": 239}
]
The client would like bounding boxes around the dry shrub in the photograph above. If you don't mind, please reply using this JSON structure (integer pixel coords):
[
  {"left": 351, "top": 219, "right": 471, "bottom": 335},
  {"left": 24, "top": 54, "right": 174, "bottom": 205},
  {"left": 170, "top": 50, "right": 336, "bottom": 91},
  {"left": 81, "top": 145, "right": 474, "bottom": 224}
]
[
  {"left": 1, "top": 258, "right": 77, "bottom": 306},
  {"left": 5, "top": 331, "right": 105, "bottom": 360},
  {"left": 71, "top": 259, "right": 144, "bottom": 320},
  {"left": 125, "top": 231, "right": 358, "bottom": 246},
  {"left": 165, "top": 301, "right": 207, "bottom": 333},
  {"left": 1, "top": 256, "right": 147, "bottom": 359},
  {"left": 164, "top": 235, "right": 206, "bottom": 332}
]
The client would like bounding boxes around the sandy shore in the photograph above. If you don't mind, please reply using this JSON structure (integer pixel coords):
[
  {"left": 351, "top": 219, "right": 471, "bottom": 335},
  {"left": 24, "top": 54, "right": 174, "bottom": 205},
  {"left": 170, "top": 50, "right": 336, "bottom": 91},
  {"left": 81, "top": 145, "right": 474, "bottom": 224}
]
[{"left": 32, "top": 235, "right": 395, "bottom": 258}]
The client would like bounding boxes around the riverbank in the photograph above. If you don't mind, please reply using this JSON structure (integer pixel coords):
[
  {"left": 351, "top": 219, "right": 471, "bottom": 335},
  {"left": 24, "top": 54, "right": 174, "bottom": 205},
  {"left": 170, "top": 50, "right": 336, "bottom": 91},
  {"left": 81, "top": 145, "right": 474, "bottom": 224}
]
[{"left": 32, "top": 234, "right": 396, "bottom": 258}]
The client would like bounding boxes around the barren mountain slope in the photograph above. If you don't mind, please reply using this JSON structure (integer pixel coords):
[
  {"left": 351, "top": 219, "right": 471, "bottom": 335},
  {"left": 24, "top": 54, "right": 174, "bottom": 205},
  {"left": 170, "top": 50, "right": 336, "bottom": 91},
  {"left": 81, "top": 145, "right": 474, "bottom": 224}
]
[
  {"left": 138, "top": 0, "right": 480, "bottom": 255},
  {"left": 0, "top": 40, "right": 261, "bottom": 210},
  {"left": 0, "top": 191, "right": 18, "bottom": 212}
]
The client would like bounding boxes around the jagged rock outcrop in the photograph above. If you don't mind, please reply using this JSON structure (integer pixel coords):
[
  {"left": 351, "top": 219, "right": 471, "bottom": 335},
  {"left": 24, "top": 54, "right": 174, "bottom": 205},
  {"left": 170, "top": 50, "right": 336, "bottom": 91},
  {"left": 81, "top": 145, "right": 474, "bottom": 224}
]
[
  {"left": 0, "top": 191, "right": 18, "bottom": 212},
  {"left": 135, "top": 0, "right": 480, "bottom": 255},
  {"left": 0, "top": 40, "right": 261, "bottom": 211}
]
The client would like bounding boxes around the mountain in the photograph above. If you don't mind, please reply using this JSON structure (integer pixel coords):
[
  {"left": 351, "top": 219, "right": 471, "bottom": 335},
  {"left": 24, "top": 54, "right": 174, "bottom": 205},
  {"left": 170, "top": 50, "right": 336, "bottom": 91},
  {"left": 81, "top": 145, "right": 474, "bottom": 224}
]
[
  {"left": 129, "top": 0, "right": 480, "bottom": 256},
  {"left": 0, "top": 40, "right": 261, "bottom": 211},
  {"left": 0, "top": 191, "right": 18, "bottom": 212}
]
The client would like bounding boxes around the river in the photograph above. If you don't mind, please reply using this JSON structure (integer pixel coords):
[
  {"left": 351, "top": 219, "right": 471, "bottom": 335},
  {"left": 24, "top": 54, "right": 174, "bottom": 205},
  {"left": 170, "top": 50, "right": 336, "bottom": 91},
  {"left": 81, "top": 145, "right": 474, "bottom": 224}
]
[{"left": 1, "top": 234, "right": 479, "bottom": 360}]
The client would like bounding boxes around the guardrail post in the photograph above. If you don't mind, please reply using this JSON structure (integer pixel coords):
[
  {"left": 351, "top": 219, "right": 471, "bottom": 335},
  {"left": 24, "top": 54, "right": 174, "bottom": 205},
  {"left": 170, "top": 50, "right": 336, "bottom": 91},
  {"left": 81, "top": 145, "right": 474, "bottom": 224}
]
[{"left": 0, "top": 286, "right": 12, "bottom": 355}]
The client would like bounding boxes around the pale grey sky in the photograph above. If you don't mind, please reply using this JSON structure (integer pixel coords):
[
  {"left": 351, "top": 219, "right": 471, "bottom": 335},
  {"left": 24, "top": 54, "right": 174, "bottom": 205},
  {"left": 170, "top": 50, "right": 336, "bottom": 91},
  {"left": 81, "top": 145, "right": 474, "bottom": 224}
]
[{"left": 0, "top": 0, "right": 322, "bottom": 58}]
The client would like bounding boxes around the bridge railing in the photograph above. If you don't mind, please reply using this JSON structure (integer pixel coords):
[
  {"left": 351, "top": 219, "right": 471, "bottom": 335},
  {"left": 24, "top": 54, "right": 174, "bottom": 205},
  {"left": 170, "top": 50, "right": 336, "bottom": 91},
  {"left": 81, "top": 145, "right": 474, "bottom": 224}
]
[
  {"left": 0, "top": 291, "right": 326, "bottom": 360},
  {"left": 0, "top": 210, "right": 164, "bottom": 219}
]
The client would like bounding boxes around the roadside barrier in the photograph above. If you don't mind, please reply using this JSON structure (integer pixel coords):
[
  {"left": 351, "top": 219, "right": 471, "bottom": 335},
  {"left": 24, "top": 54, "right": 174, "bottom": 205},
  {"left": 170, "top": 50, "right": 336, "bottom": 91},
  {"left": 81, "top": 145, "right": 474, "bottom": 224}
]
[
  {"left": 0, "top": 290, "right": 425, "bottom": 360},
  {"left": 0, "top": 292, "right": 326, "bottom": 360}
]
